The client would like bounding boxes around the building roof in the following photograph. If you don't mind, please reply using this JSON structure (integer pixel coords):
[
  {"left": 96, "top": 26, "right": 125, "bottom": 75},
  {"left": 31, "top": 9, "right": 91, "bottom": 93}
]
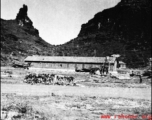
[
  {"left": 119, "top": 61, "right": 126, "bottom": 64},
  {"left": 24, "top": 56, "right": 116, "bottom": 63}
]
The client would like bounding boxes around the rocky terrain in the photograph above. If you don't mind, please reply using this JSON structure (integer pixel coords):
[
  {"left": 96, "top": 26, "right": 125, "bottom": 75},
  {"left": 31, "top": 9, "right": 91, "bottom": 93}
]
[
  {"left": 1, "top": 0, "right": 151, "bottom": 68},
  {"left": 1, "top": 67, "right": 151, "bottom": 120},
  {"left": 1, "top": 5, "right": 54, "bottom": 66},
  {"left": 1, "top": 93, "right": 151, "bottom": 120},
  {"left": 55, "top": 0, "right": 151, "bottom": 68},
  {"left": 1, "top": 2, "right": 151, "bottom": 119}
]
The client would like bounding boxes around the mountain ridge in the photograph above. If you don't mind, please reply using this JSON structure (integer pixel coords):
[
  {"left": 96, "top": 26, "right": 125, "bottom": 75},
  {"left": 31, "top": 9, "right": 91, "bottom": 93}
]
[
  {"left": 1, "top": 5, "right": 54, "bottom": 65},
  {"left": 1, "top": 0, "right": 151, "bottom": 68},
  {"left": 55, "top": 0, "right": 151, "bottom": 68}
]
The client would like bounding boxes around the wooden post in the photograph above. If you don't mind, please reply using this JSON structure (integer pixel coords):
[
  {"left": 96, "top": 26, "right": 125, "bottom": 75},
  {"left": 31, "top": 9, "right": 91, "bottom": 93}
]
[
  {"left": 139, "top": 75, "right": 142, "bottom": 83},
  {"left": 113, "top": 59, "right": 117, "bottom": 71},
  {"left": 108, "top": 63, "right": 110, "bottom": 72}
]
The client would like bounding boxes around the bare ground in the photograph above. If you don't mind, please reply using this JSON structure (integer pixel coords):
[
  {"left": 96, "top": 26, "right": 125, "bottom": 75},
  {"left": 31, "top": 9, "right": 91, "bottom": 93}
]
[{"left": 1, "top": 67, "right": 151, "bottom": 120}]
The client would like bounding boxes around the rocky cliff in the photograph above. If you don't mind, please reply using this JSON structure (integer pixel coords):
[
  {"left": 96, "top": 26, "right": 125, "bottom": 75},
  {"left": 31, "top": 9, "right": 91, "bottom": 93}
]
[
  {"left": 1, "top": 5, "right": 54, "bottom": 65},
  {"left": 1, "top": 1, "right": 151, "bottom": 68},
  {"left": 55, "top": 0, "right": 151, "bottom": 68}
]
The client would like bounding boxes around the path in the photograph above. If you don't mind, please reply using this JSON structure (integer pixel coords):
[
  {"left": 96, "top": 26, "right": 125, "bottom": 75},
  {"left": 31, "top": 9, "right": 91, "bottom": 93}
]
[{"left": 1, "top": 84, "right": 151, "bottom": 100}]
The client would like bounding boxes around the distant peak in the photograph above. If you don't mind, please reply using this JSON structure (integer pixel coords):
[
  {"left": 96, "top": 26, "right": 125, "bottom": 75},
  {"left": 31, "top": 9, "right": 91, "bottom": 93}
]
[
  {"left": 16, "top": 4, "right": 28, "bottom": 20},
  {"left": 16, "top": 4, "right": 33, "bottom": 27}
]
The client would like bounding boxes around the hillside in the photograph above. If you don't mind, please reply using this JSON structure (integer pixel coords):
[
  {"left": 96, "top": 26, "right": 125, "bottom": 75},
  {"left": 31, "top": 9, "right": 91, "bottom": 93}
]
[
  {"left": 1, "top": 1, "right": 151, "bottom": 68},
  {"left": 1, "top": 5, "right": 54, "bottom": 65},
  {"left": 55, "top": 0, "right": 151, "bottom": 68}
]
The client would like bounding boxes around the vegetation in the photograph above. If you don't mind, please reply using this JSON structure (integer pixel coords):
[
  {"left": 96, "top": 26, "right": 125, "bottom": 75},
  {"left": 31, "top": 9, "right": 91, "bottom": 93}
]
[
  {"left": 54, "top": 0, "right": 151, "bottom": 68},
  {"left": 1, "top": 0, "right": 151, "bottom": 68}
]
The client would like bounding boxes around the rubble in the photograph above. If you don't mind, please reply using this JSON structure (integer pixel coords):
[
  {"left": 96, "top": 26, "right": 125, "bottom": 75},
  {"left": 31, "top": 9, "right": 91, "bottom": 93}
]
[{"left": 24, "top": 73, "right": 75, "bottom": 86}]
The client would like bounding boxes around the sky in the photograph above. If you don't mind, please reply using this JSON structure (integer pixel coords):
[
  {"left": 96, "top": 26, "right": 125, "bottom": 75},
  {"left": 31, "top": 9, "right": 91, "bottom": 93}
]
[{"left": 1, "top": 0, "right": 120, "bottom": 45}]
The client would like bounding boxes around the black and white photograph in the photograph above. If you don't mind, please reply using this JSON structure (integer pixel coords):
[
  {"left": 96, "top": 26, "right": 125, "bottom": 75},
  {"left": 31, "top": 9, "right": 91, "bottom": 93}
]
[{"left": 1, "top": 0, "right": 151, "bottom": 120}]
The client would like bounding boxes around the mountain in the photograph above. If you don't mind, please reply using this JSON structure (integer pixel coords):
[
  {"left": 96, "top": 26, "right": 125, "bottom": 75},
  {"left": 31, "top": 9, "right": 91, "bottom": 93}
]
[
  {"left": 1, "top": 5, "right": 54, "bottom": 65},
  {"left": 1, "top": 1, "right": 151, "bottom": 68},
  {"left": 55, "top": 0, "right": 151, "bottom": 68}
]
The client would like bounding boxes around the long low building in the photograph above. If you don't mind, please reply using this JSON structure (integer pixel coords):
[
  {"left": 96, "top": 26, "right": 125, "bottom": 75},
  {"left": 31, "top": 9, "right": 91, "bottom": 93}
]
[{"left": 24, "top": 56, "right": 120, "bottom": 71}]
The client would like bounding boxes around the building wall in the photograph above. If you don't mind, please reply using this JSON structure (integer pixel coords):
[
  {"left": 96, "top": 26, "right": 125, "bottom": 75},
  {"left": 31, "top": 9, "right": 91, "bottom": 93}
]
[
  {"left": 31, "top": 62, "right": 76, "bottom": 69},
  {"left": 92, "top": 64, "right": 101, "bottom": 68},
  {"left": 119, "top": 64, "right": 126, "bottom": 69},
  {"left": 30, "top": 62, "right": 115, "bottom": 71},
  {"left": 109, "top": 64, "right": 114, "bottom": 71},
  {"left": 68, "top": 63, "right": 76, "bottom": 69},
  {"left": 83, "top": 64, "right": 92, "bottom": 69},
  {"left": 76, "top": 64, "right": 83, "bottom": 70}
]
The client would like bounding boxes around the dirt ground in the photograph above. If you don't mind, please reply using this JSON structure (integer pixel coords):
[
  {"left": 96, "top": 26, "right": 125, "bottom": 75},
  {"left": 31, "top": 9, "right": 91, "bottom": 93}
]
[{"left": 1, "top": 67, "right": 151, "bottom": 120}]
